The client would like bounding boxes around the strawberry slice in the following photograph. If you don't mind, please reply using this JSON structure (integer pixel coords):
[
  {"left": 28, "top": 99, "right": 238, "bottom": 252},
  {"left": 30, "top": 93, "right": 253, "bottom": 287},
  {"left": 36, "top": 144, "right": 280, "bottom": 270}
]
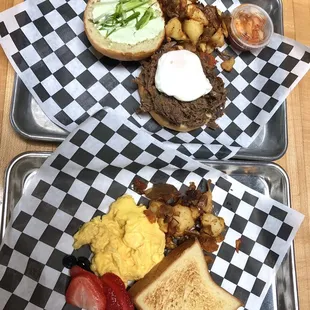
[
  {"left": 70, "top": 265, "right": 90, "bottom": 278},
  {"left": 70, "top": 265, "right": 86, "bottom": 278},
  {"left": 70, "top": 266, "right": 104, "bottom": 289},
  {"left": 101, "top": 273, "right": 134, "bottom": 310},
  {"left": 66, "top": 272, "right": 106, "bottom": 310}
]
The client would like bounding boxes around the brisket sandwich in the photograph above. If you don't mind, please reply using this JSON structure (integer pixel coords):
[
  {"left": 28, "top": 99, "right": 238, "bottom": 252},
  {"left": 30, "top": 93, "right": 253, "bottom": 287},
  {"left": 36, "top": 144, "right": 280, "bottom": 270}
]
[{"left": 136, "top": 43, "right": 227, "bottom": 132}]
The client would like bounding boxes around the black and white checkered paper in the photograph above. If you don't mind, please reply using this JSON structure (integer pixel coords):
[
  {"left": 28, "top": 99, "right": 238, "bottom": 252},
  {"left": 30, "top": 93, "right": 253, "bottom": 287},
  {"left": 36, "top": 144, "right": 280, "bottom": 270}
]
[
  {"left": 0, "top": 0, "right": 310, "bottom": 159},
  {"left": 0, "top": 109, "right": 304, "bottom": 310}
]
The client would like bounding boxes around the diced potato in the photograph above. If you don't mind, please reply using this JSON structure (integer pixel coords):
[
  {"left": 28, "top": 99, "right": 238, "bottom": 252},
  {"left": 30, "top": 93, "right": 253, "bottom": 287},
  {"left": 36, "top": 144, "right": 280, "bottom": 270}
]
[
  {"left": 201, "top": 186, "right": 213, "bottom": 213},
  {"left": 186, "top": 4, "right": 209, "bottom": 26},
  {"left": 201, "top": 213, "right": 225, "bottom": 237},
  {"left": 183, "top": 19, "right": 204, "bottom": 45},
  {"left": 180, "top": 0, "right": 188, "bottom": 11},
  {"left": 199, "top": 43, "right": 206, "bottom": 52},
  {"left": 211, "top": 27, "right": 225, "bottom": 47},
  {"left": 157, "top": 218, "right": 168, "bottom": 233},
  {"left": 190, "top": 206, "right": 200, "bottom": 220},
  {"left": 172, "top": 204, "right": 195, "bottom": 237},
  {"left": 205, "top": 44, "right": 215, "bottom": 54},
  {"left": 149, "top": 200, "right": 162, "bottom": 214},
  {"left": 221, "top": 57, "right": 235, "bottom": 72},
  {"left": 165, "top": 17, "right": 187, "bottom": 41},
  {"left": 166, "top": 236, "right": 177, "bottom": 249},
  {"left": 221, "top": 20, "right": 229, "bottom": 38}
]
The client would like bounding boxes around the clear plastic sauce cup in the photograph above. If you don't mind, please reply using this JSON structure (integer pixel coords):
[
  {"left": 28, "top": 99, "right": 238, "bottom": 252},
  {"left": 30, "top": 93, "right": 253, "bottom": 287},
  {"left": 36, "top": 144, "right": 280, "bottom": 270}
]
[{"left": 229, "top": 4, "right": 274, "bottom": 51}]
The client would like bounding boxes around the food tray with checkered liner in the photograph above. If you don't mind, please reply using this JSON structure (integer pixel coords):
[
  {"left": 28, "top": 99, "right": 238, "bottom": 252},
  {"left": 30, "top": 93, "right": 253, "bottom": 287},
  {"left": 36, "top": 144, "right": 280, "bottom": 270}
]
[
  {"left": 0, "top": 109, "right": 303, "bottom": 310},
  {"left": 1, "top": 0, "right": 309, "bottom": 160},
  {"left": 1, "top": 152, "right": 300, "bottom": 310}
]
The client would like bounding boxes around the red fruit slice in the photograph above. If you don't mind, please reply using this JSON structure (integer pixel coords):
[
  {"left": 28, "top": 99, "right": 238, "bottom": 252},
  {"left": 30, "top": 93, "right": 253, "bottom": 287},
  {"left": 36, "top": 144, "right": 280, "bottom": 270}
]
[
  {"left": 70, "top": 265, "right": 89, "bottom": 278},
  {"left": 101, "top": 273, "right": 134, "bottom": 310},
  {"left": 103, "top": 285, "right": 122, "bottom": 310},
  {"left": 66, "top": 274, "right": 106, "bottom": 310},
  {"left": 70, "top": 266, "right": 104, "bottom": 289}
]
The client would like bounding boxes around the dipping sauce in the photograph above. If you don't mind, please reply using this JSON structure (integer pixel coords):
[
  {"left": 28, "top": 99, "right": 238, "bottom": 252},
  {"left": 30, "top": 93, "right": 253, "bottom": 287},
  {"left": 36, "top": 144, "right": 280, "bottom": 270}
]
[{"left": 229, "top": 4, "right": 274, "bottom": 51}]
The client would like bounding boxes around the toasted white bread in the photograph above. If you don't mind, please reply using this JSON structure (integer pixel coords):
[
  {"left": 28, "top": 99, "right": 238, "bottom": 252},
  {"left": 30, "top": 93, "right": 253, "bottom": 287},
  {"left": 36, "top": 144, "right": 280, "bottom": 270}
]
[
  {"left": 129, "top": 238, "right": 243, "bottom": 310},
  {"left": 84, "top": 0, "right": 165, "bottom": 61}
]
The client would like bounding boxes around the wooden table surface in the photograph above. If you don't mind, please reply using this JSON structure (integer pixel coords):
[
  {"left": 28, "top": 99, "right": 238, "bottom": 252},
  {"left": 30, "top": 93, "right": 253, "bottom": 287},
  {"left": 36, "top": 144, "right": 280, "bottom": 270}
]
[{"left": 0, "top": 0, "right": 309, "bottom": 308}]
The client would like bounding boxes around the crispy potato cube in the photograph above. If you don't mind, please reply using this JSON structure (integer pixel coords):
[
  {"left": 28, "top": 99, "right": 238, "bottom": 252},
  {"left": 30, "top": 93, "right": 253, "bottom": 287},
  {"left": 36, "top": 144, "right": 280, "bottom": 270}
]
[
  {"left": 149, "top": 200, "right": 162, "bottom": 214},
  {"left": 183, "top": 19, "right": 204, "bottom": 45},
  {"left": 172, "top": 204, "right": 195, "bottom": 237},
  {"left": 221, "top": 58, "right": 235, "bottom": 72},
  {"left": 165, "top": 17, "right": 187, "bottom": 41},
  {"left": 211, "top": 27, "right": 225, "bottom": 47},
  {"left": 190, "top": 206, "right": 200, "bottom": 220},
  {"left": 201, "top": 213, "right": 225, "bottom": 237},
  {"left": 186, "top": 4, "right": 209, "bottom": 26},
  {"left": 157, "top": 218, "right": 168, "bottom": 233},
  {"left": 205, "top": 44, "right": 215, "bottom": 54},
  {"left": 199, "top": 43, "right": 207, "bottom": 52},
  {"left": 221, "top": 20, "right": 229, "bottom": 38}
]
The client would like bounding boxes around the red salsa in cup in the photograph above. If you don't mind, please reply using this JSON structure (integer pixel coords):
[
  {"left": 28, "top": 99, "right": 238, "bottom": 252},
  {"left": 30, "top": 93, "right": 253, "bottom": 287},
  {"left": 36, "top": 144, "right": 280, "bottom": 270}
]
[{"left": 229, "top": 4, "right": 274, "bottom": 51}]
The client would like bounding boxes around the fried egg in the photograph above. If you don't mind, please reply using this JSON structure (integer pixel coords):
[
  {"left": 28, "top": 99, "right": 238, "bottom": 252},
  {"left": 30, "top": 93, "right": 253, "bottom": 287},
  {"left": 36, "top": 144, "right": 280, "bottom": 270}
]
[{"left": 155, "top": 50, "right": 213, "bottom": 102}]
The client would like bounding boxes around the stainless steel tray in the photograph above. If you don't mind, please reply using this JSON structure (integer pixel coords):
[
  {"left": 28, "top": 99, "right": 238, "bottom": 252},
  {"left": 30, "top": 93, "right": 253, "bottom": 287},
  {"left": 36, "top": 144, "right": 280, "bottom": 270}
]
[
  {"left": 9, "top": 0, "right": 287, "bottom": 161},
  {"left": 1, "top": 152, "right": 298, "bottom": 309}
]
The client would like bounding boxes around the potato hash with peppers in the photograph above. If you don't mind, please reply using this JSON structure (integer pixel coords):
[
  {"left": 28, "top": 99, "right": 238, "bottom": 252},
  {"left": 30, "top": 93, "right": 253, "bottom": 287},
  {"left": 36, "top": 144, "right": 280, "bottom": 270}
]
[
  {"left": 133, "top": 179, "right": 226, "bottom": 256},
  {"left": 160, "top": 0, "right": 235, "bottom": 72}
]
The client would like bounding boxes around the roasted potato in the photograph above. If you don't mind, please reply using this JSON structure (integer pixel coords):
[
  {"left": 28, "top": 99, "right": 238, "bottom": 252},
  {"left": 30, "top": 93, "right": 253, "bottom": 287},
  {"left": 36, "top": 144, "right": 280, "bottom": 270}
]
[
  {"left": 211, "top": 27, "right": 225, "bottom": 47},
  {"left": 157, "top": 218, "right": 168, "bottom": 233},
  {"left": 203, "top": 186, "right": 213, "bottom": 213},
  {"left": 201, "top": 213, "right": 225, "bottom": 237},
  {"left": 183, "top": 19, "right": 204, "bottom": 45},
  {"left": 172, "top": 204, "right": 195, "bottom": 237},
  {"left": 200, "top": 43, "right": 215, "bottom": 54},
  {"left": 165, "top": 17, "right": 187, "bottom": 41},
  {"left": 221, "top": 20, "right": 229, "bottom": 38},
  {"left": 149, "top": 200, "right": 162, "bottom": 214},
  {"left": 199, "top": 43, "right": 207, "bottom": 52},
  {"left": 166, "top": 236, "right": 177, "bottom": 249},
  {"left": 190, "top": 206, "right": 200, "bottom": 220},
  {"left": 186, "top": 4, "right": 209, "bottom": 26},
  {"left": 221, "top": 58, "right": 235, "bottom": 72}
]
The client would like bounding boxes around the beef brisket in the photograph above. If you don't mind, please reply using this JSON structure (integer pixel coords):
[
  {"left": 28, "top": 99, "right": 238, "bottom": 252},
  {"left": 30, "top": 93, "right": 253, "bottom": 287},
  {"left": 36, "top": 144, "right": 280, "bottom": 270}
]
[{"left": 136, "top": 43, "right": 227, "bottom": 129}]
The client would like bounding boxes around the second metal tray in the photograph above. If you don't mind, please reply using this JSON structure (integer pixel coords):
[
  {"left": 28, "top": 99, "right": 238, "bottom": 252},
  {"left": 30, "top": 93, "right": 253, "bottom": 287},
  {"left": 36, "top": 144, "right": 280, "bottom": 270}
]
[
  {"left": 1, "top": 152, "right": 298, "bottom": 310},
  {"left": 10, "top": 0, "right": 287, "bottom": 161}
]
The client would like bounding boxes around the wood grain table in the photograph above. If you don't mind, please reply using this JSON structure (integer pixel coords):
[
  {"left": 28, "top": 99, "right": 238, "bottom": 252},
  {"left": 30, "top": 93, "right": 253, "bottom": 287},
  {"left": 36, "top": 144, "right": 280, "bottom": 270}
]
[{"left": 0, "top": 0, "right": 309, "bottom": 308}]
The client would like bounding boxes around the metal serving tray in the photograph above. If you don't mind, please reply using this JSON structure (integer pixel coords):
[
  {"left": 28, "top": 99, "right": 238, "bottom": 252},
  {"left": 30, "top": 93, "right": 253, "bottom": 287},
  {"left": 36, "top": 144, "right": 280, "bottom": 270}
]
[
  {"left": 9, "top": 0, "right": 287, "bottom": 161},
  {"left": 1, "top": 152, "right": 298, "bottom": 309}
]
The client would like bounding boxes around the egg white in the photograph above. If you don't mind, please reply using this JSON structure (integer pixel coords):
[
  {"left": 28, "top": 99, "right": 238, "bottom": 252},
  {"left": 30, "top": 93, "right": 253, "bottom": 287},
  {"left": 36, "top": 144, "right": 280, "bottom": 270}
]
[{"left": 155, "top": 50, "right": 213, "bottom": 102}]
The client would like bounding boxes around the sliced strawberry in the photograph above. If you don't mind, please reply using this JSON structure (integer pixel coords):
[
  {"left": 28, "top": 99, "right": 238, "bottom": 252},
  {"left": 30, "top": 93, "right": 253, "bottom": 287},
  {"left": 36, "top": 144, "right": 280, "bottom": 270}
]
[
  {"left": 103, "top": 285, "right": 122, "bottom": 310},
  {"left": 70, "top": 266, "right": 104, "bottom": 288},
  {"left": 101, "top": 273, "right": 134, "bottom": 310},
  {"left": 66, "top": 273, "right": 106, "bottom": 310},
  {"left": 70, "top": 265, "right": 89, "bottom": 278}
]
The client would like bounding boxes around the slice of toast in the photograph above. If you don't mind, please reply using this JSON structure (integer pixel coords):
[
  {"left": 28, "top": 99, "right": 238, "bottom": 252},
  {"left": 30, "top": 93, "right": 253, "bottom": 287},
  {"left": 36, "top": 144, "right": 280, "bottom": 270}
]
[{"left": 129, "top": 238, "right": 243, "bottom": 310}]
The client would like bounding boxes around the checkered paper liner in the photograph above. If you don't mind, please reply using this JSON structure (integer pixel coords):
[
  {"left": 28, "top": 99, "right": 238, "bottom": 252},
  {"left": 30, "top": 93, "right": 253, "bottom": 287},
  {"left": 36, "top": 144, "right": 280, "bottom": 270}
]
[
  {"left": 0, "top": 109, "right": 304, "bottom": 310},
  {"left": 1, "top": 0, "right": 310, "bottom": 159}
]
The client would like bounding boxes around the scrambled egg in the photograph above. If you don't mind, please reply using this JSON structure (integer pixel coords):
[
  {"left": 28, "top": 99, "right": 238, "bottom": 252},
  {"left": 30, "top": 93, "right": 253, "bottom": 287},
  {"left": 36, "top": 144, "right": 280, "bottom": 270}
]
[{"left": 73, "top": 195, "right": 165, "bottom": 282}]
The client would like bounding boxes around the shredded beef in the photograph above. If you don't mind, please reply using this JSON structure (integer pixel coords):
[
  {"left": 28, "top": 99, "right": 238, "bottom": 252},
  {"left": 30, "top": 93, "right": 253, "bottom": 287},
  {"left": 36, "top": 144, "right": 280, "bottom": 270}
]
[{"left": 136, "top": 43, "right": 227, "bottom": 129}]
